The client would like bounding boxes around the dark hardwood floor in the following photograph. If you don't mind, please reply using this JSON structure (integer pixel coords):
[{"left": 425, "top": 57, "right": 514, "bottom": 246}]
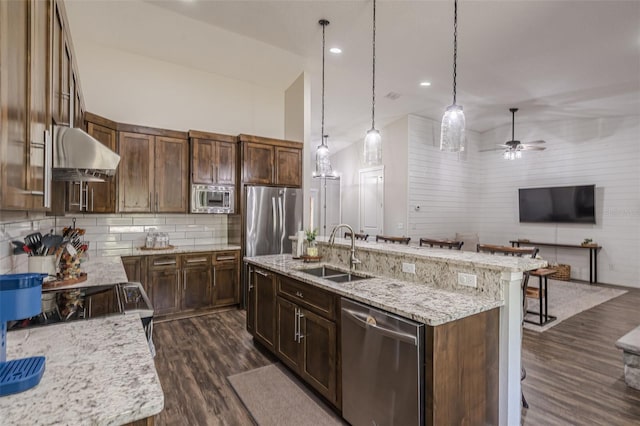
[
  {"left": 153, "top": 309, "right": 275, "bottom": 425},
  {"left": 522, "top": 285, "right": 640, "bottom": 425},
  {"left": 152, "top": 287, "right": 640, "bottom": 426}
]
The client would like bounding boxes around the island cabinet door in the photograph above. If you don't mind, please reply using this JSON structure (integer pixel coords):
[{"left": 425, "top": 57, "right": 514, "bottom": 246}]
[
  {"left": 181, "top": 255, "right": 212, "bottom": 311},
  {"left": 148, "top": 256, "right": 180, "bottom": 316},
  {"left": 253, "top": 268, "right": 276, "bottom": 351},
  {"left": 299, "top": 308, "right": 337, "bottom": 404},
  {"left": 276, "top": 296, "right": 302, "bottom": 371}
]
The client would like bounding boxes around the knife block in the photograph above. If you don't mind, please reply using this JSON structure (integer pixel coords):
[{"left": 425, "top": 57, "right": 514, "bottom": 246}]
[{"left": 0, "top": 273, "right": 46, "bottom": 397}]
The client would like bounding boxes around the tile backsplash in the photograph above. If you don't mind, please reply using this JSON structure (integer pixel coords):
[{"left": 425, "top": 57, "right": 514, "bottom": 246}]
[{"left": 1, "top": 213, "right": 228, "bottom": 274}]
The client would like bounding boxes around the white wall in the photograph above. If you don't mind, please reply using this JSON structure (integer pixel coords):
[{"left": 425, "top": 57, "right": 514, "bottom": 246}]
[
  {"left": 71, "top": 42, "right": 285, "bottom": 138},
  {"left": 477, "top": 116, "right": 640, "bottom": 287},
  {"left": 285, "top": 73, "right": 305, "bottom": 143},
  {"left": 406, "top": 115, "right": 483, "bottom": 241}
]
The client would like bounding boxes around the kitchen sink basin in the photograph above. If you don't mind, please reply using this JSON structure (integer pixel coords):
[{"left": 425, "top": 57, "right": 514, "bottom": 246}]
[
  {"left": 297, "top": 266, "right": 372, "bottom": 283},
  {"left": 298, "top": 266, "right": 346, "bottom": 278},
  {"left": 324, "top": 273, "right": 370, "bottom": 283}
]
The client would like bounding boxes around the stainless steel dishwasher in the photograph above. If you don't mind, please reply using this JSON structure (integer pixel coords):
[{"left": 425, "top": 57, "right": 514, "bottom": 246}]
[{"left": 341, "top": 298, "right": 424, "bottom": 426}]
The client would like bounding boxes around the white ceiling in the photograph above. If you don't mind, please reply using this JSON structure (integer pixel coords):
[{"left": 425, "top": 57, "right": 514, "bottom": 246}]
[{"left": 67, "top": 0, "right": 640, "bottom": 151}]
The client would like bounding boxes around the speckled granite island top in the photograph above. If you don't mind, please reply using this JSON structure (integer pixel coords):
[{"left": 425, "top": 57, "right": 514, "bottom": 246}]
[
  {"left": 317, "top": 237, "right": 546, "bottom": 272},
  {"left": 1, "top": 315, "right": 163, "bottom": 425},
  {"left": 245, "top": 254, "right": 503, "bottom": 326}
]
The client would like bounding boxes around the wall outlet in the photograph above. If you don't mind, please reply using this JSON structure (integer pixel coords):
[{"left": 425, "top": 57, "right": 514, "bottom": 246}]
[
  {"left": 458, "top": 272, "right": 477, "bottom": 288},
  {"left": 402, "top": 262, "right": 416, "bottom": 274}
]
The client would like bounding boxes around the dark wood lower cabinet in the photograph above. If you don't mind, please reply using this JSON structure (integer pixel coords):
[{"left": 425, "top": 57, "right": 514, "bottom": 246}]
[
  {"left": 123, "top": 251, "right": 240, "bottom": 320},
  {"left": 253, "top": 268, "right": 276, "bottom": 351}
]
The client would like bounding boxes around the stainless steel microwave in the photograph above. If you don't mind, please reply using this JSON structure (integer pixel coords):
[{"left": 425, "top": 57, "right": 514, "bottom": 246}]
[{"left": 191, "top": 185, "right": 235, "bottom": 214}]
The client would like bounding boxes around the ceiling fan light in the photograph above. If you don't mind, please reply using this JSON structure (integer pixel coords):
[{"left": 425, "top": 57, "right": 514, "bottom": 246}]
[
  {"left": 440, "top": 104, "right": 466, "bottom": 152},
  {"left": 364, "top": 128, "right": 382, "bottom": 165},
  {"left": 515, "top": 150, "right": 522, "bottom": 159},
  {"left": 503, "top": 150, "right": 510, "bottom": 160}
]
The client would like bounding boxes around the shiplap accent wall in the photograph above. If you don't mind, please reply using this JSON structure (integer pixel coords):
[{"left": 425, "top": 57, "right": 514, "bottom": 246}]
[
  {"left": 477, "top": 116, "right": 640, "bottom": 286},
  {"left": 406, "top": 115, "right": 483, "bottom": 241},
  {"left": 0, "top": 214, "right": 228, "bottom": 274}
]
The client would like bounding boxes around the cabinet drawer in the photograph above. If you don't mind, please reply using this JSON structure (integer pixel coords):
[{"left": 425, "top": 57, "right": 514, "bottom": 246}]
[
  {"left": 149, "top": 255, "right": 180, "bottom": 270},
  {"left": 213, "top": 250, "right": 239, "bottom": 265},
  {"left": 278, "top": 276, "right": 336, "bottom": 320},
  {"left": 182, "top": 253, "right": 211, "bottom": 267}
]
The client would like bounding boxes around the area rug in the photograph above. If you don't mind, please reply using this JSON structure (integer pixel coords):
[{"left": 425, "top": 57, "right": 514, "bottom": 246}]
[
  {"left": 524, "top": 279, "right": 627, "bottom": 332},
  {"left": 228, "top": 364, "right": 345, "bottom": 426}
]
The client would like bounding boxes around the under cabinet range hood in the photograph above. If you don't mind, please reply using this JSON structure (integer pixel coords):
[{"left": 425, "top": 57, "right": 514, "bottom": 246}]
[{"left": 52, "top": 125, "right": 120, "bottom": 182}]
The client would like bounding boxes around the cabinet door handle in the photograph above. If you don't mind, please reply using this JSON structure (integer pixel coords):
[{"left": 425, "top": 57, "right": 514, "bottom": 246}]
[
  {"left": 153, "top": 260, "right": 177, "bottom": 266},
  {"left": 155, "top": 192, "right": 159, "bottom": 212},
  {"left": 183, "top": 270, "right": 187, "bottom": 291},
  {"left": 294, "top": 307, "right": 299, "bottom": 342},
  {"left": 295, "top": 291, "right": 304, "bottom": 299},
  {"left": 212, "top": 164, "right": 216, "bottom": 181},
  {"left": 149, "top": 192, "right": 152, "bottom": 209},
  {"left": 297, "top": 310, "right": 305, "bottom": 343},
  {"left": 29, "top": 191, "right": 45, "bottom": 195},
  {"left": 256, "top": 270, "right": 269, "bottom": 277},
  {"left": 186, "top": 258, "right": 207, "bottom": 264},
  {"left": 216, "top": 256, "right": 236, "bottom": 261},
  {"left": 213, "top": 267, "right": 217, "bottom": 288},
  {"left": 91, "top": 188, "right": 94, "bottom": 212}
]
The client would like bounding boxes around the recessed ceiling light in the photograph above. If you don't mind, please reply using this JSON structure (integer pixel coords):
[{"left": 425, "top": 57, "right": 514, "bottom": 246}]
[
  {"left": 420, "top": 81, "right": 432, "bottom": 87},
  {"left": 329, "top": 47, "right": 342, "bottom": 54}
]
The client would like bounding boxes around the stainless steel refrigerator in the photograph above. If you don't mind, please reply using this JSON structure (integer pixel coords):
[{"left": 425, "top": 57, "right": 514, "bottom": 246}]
[
  {"left": 245, "top": 186, "right": 303, "bottom": 258},
  {"left": 243, "top": 185, "right": 302, "bottom": 307}
]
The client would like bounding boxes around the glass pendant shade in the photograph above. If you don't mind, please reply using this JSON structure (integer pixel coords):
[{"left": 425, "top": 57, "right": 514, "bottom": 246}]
[
  {"left": 440, "top": 104, "right": 466, "bottom": 152},
  {"left": 364, "top": 128, "right": 381, "bottom": 165},
  {"left": 314, "top": 137, "right": 333, "bottom": 177}
]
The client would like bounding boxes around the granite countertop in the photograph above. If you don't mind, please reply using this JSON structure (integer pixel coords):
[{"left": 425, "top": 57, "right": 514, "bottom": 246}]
[
  {"left": 1, "top": 315, "right": 164, "bottom": 425},
  {"left": 127, "top": 243, "right": 240, "bottom": 256},
  {"left": 245, "top": 254, "right": 503, "bottom": 326},
  {"left": 317, "top": 237, "right": 546, "bottom": 272}
]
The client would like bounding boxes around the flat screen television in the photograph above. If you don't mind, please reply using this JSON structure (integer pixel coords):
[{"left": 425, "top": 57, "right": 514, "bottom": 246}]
[{"left": 518, "top": 185, "right": 596, "bottom": 224}]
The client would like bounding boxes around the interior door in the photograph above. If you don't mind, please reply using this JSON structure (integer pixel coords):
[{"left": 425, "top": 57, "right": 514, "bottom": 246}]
[{"left": 359, "top": 167, "right": 384, "bottom": 236}]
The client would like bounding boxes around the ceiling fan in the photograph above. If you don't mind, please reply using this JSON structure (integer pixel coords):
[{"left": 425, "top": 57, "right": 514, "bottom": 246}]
[{"left": 482, "top": 108, "right": 546, "bottom": 159}]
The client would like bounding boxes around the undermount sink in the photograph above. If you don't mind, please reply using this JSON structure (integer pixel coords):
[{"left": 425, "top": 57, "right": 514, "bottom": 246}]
[
  {"left": 297, "top": 266, "right": 372, "bottom": 283},
  {"left": 299, "top": 266, "right": 346, "bottom": 278}
]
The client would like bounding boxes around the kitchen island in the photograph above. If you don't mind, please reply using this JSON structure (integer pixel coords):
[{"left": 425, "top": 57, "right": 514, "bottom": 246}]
[
  {"left": 0, "top": 315, "right": 163, "bottom": 425},
  {"left": 246, "top": 241, "right": 546, "bottom": 426}
]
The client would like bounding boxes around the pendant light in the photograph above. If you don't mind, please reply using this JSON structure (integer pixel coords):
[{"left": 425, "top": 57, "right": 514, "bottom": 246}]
[
  {"left": 363, "top": 0, "right": 381, "bottom": 165},
  {"left": 313, "top": 19, "right": 336, "bottom": 178},
  {"left": 440, "top": 0, "right": 466, "bottom": 152}
]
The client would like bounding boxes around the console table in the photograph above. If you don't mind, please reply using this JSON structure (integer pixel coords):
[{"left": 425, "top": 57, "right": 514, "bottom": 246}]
[{"left": 509, "top": 240, "right": 602, "bottom": 283}]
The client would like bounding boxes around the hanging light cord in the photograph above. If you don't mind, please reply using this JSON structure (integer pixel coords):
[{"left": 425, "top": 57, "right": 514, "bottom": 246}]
[
  {"left": 452, "top": 0, "right": 458, "bottom": 105},
  {"left": 321, "top": 20, "right": 327, "bottom": 145},
  {"left": 371, "top": 0, "right": 377, "bottom": 129}
]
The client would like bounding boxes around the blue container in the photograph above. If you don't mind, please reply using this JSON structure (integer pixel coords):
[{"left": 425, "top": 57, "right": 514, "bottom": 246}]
[
  {"left": 0, "top": 273, "right": 46, "bottom": 397},
  {"left": 0, "top": 273, "right": 46, "bottom": 322}
]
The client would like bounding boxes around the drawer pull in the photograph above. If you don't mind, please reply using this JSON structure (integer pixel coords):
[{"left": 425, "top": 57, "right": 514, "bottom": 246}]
[
  {"left": 256, "top": 270, "right": 269, "bottom": 277},
  {"left": 295, "top": 291, "right": 304, "bottom": 299},
  {"left": 186, "top": 258, "right": 207, "bottom": 263},
  {"left": 216, "top": 256, "right": 236, "bottom": 261},
  {"left": 154, "top": 260, "right": 177, "bottom": 266}
]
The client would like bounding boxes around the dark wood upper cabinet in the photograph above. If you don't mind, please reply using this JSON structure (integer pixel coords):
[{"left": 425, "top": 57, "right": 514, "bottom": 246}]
[
  {"left": 155, "top": 136, "right": 188, "bottom": 213},
  {"left": 242, "top": 142, "right": 274, "bottom": 184},
  {"left": 190, "top": 131, "right": 237, "bottom": 187},
  {"left": 117, "top": 129, "right": 188, "bottom": 213},
  {"left": 275, "top": 147, "right": 302, "bottom": 187},
  {"left": 239, "top": 135, "right": 303, "bottom": 187},
  {"left": 118, "top": 132, "right": 155, "bottom": 213},
  {"left": 51, "top": 1, "right": 62, "bottom": 125}
]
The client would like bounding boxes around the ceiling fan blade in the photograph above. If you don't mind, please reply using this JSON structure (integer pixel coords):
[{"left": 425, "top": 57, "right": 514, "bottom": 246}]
[
  {"left": 522, "top": 146, "right": 546, "bottom": 151},
  {"left": 524, "top": 140, "right": 546, "bottom": 144},
  {"left": 496, "top": 144, "right": 510, "bottom": 148},
  {"left": 479, "top": 147, "right": 503, "bottom": 152}
]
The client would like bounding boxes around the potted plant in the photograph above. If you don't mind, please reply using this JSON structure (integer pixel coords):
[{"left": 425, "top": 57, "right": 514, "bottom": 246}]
[
  {"left": 305, "top": 229, "right": 318, "bottom": 256},
  {"left": 581, "top": 238, "right": 595, "bottom": 247}
]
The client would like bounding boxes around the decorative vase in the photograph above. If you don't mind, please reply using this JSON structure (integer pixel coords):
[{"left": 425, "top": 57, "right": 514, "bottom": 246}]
[{"left": 306, "top": 240, "right": 318, "bottom": 257}]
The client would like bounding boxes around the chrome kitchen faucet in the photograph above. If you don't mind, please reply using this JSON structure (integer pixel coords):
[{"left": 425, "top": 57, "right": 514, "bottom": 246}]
[{"left": 328, "top": 224, "right": 362, "bottom": 271}]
